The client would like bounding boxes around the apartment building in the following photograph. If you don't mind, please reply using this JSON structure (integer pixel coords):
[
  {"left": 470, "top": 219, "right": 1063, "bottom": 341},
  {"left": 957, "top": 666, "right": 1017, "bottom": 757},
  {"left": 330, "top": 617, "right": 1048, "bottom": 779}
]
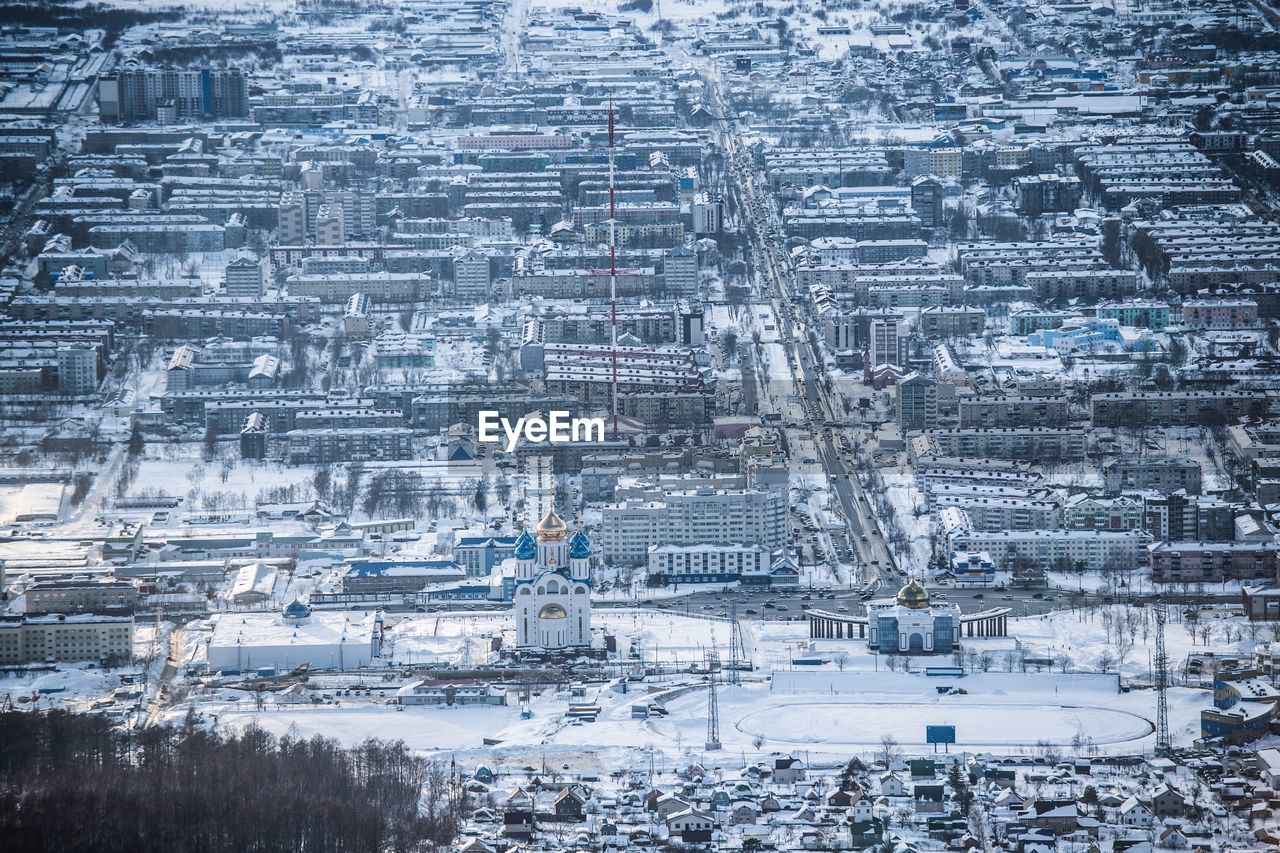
[
  {"left": 224, "top": 252, "right": 265, "bottom": 298},
  {"left": 1062, "top": 495, "right": 1145, "bottom": 531},
  {"left": 601, "top": 488, "right": 787, "bottom": 565},
  {"left": 646, "top": 542, "right": 769, "bottom": 584},
  {"left": 314, "top": 204, "right": 345, "bottom": 245},
  {"left": 57, "top": 345, "right": 98, "bottom": 394},
  {"left": 957, "top": 395, "right": 1070, "bottom": 429},
  {"left": 25, "top": 580, "right": 139, "bottom": 613},
  {"left": 919, "top": 305, "right": 985, "bottom": 338},
  {"left": 951, "top": 529, "right": 1152, "bottom": 572},
  {"left": 1014, "top": 173, "right": 1081, "bottom": 215},
  {"left": 922, "top": 428, "right": 1087, "bottom": 460},
  {"left": 1143, "top": 493, "right": 1238, "bottom": 542},
  {"left": 98, "top": 67, "right": 247, "bottom": 123},
  {"left": 870, "top": 316, "right": 910, "bottom": 367},
  {"left": 1091, "top": 390, "right": 1266, "bottom": 427},
  {"left": 0, "top": 611, "right": 135, "bottom": 665},
  {"left": 1104, "top": 458, "right": 1202, "bottom": 495},
  {"left": 1149, "top": 542, "right": 1280, "bottom": 584},
  {"left": 1023, "top": 269, "right": 1138, "bottom": 302},
  {"left": 286, "top": 271, "right": 428, "bottom": 305},
  {"left": 932, "top": 486, "right": 1063, "bottom": 532},
  {"left": 896, "top": 372, "right": 938, "bottom": 432},
  {"left": 284, "top": 428, "right": 415, "bottom": 465},
  {"left": 454, "top": 251, "right": 492, "bottom": 302},
  {"left": 1180, "top": 299, "right": 1259, "bottom": 330},
  {"left": 1095, "top": 300, "right": 1172, "bottom": 331}
]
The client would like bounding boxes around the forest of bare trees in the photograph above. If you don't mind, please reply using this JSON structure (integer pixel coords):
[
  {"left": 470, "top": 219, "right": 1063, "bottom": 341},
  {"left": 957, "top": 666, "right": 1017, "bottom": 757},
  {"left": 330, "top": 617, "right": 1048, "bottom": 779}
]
[{"left": 0, "top": 711, "right": 465, "bottom": 853}]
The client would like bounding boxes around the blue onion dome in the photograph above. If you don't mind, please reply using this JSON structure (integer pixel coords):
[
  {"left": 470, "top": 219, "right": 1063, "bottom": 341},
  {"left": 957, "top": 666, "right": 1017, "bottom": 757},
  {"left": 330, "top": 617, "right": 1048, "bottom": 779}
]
[
  {"left": 515, "top": 529, "right": 537, "bottom": 560},
  {"left": 569, "top": 529, "right": 590, "bottom": 559}
]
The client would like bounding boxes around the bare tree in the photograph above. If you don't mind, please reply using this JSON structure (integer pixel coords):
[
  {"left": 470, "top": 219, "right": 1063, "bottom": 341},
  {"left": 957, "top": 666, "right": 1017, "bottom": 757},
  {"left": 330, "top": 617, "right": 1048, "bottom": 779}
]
[{"left": 878, "top": 734, "right": 901, "bottom": 770}]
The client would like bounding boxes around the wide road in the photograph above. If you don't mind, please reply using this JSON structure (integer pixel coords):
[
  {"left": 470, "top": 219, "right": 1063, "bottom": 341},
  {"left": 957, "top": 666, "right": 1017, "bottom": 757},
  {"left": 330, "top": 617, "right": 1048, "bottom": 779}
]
[{"left": 702, "top": 72, "right": 897, "bottom": 594}]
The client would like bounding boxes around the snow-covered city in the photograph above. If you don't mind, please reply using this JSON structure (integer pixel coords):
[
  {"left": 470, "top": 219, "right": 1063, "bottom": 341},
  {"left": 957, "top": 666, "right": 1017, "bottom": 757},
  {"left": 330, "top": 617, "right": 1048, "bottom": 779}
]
[{"left": 4, "top": 0, "right": 1280, "bottom": 850}]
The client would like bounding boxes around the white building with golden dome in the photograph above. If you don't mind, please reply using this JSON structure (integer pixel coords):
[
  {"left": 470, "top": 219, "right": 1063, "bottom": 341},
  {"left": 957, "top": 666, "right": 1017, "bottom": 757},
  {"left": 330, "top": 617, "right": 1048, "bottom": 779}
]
[
  {"left": 865, "top": 578, "right": 962, "bottom": 655},
  {"left": 513, "top": 504, "right": 592, "bottom": 650}
]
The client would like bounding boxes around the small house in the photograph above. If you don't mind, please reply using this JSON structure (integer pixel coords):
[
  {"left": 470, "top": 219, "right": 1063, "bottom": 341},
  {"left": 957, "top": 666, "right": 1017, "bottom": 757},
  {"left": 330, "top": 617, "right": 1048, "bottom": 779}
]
[
  {"left": 555, "top": 786, "right": 587, "bottom": 821},
  {"left": 913, "top": 782, "right": 946, "bottom": 814},
  {"left": 879, "top": 772, "right": 906, "bottom": 798},
  {"left": 667, "top": 807, "right": 714, "bottom": 843},
  {"left": 655, "top": 794, "right": 693, "bottom": 820},
  {"left": 730, "top": 799, "right": 758, "bottom": 825},
  {"left": 1119, "top": 795, "right": 1153, "bottom": 827},
  {"left": 774, "top": 754, "right": 807, "bottom": 784},
  {"left": 1150, "top": 784, "right": 1185, "bottom": 817}
]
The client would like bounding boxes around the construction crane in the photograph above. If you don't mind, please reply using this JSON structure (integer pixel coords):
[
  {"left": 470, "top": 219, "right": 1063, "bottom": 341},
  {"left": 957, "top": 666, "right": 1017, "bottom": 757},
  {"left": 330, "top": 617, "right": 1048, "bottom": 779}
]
[{"left": 1154, "top": 602, "right": 1172, "bottom": 757}]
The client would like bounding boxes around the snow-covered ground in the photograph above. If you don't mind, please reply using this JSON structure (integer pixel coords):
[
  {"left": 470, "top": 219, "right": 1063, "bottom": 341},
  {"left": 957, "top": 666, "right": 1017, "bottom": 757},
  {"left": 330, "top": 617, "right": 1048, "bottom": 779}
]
[
  {"left": 193, "top": 663, "right": 1202, "bottom": 766},
  {"left": 142, "top": 604, "right": 1240, "bottom": 767}
]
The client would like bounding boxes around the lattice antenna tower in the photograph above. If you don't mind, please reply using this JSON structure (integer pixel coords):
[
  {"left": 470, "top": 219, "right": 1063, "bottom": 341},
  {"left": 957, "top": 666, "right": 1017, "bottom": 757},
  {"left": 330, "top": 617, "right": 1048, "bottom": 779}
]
[
  {"left": 728, "top": 601, "right": 743, "bottom": 686},
  {"left": 1154, "top": 602, "right": 1171, "bottom": 756},
  {"left": 705, "top": 641, "right": 721, "bottom": 751}
]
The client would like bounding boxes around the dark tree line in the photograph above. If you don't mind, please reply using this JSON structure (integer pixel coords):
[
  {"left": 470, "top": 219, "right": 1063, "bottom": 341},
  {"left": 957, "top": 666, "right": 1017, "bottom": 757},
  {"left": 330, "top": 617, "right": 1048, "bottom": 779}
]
[
  {"left": 0, "top": 711, "right": 465, "bottom": 853},
  {"left": 0, "top": 4, "right": 181, "bottom": 46},
  {"left": 362, "top": 469, "right": 428, "bottom": 518}
]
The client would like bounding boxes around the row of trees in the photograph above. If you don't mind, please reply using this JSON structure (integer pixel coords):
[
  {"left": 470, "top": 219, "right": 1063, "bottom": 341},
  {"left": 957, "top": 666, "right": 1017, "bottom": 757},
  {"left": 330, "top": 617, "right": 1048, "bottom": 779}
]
[{"left": 0, "top": 711, "right": 465, "bottom": 853}]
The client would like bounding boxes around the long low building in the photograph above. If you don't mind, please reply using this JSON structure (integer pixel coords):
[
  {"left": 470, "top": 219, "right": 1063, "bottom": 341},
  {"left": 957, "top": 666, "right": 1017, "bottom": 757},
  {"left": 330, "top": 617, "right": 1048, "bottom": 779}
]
[
  {"left": 342, "top": 560, "right": 466, "bottom": 594},
  {"left": 931, "top": 485, "right": 1063, "bottom": 532},
  {"left": 918, "top": 427, "right": 1088, "bottom": 460},
  {"left": 646, "top": 542, "right": 800, "bottom": 587},
  {"left": 0, "top": 610, "right": 134, "bottom": 664},
  {"left": 647, "top": 542, "right": 768, "bottom": 584},
  {"left": 286, "top": 271, "right": 429, "bottom": 304},
  {"left": 950, "top": 529, "right": 1153, "bottom": 572},
  {"left": 24, "top": 579, "right": 139, "bottom": 613},
  {"left": 206, "top": 602, "right": 381, "bottom": 673},
  {"left": 957, "top": 395, "right": 1071, "bottom": 429},
  {"left": 284, "top": 427, "right": 414, "bottom": 464},
  {"left": 395, "top": 680, "right": 507, "bottom": 706},
  {"left": 1091, "top": 390, "right": 1267, "bottom": 428}
]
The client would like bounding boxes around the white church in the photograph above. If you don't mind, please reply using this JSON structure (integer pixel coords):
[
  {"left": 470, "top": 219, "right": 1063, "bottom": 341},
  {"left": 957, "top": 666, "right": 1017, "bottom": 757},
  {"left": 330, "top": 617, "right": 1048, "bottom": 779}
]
[{"left": 513, "top": 503, "right": 592, "bottom": 651}]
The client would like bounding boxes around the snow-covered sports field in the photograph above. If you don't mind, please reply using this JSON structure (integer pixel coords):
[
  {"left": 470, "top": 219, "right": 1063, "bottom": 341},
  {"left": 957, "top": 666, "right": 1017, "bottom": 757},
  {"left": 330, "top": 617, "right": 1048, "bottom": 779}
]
[
  {"left": 200, "top": 669, "right": 1187, "bottom": 769},
  {"left": 734, "top": 700, "right": 1152, "bottom": 748},
  {"left": 180, "top": 610, "right": 1213, "bottom": 765}
]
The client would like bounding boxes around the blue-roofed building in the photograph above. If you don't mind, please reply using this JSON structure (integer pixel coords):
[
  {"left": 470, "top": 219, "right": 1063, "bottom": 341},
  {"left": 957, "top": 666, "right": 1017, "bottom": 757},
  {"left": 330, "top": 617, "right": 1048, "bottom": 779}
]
[
  {"left": 950, "top": 550, "right": 996, "bottom": 588},
  {"left": 454, "top": 534, "right": 519, "bottom": 577},
  {"left": 422, "top": 580, "right": 503, "bottom": 602},
  {"left": 341, "top": 559, "right": 466, "bottom": 594},
  {"left": 1201, "top": 670, "right": 1279, "bottom": 743}
]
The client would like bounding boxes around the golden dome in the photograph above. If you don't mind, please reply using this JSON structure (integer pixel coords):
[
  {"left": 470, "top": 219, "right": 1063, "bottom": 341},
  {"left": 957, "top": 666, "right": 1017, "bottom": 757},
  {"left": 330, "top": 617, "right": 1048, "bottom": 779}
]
[
  {"left": 536, "top": 505, "right": 568, "bottom": 542},
  {"left": 896, "top": 579, "right": 930, "bottom": 610}
]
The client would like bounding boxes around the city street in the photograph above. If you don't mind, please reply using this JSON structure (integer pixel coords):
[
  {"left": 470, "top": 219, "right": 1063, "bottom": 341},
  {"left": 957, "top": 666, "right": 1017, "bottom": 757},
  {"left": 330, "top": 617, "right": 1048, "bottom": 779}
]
[{"left": 705, "top": 70, "right": 898, "bottom": 593}]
